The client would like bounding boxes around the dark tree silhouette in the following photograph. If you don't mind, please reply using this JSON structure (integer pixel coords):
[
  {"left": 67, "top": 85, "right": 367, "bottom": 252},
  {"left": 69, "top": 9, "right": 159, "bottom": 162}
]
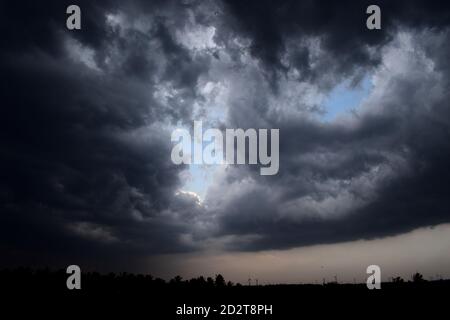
[
  {"left": 170, "top": 275, "right": 183, "bottom": 285},
  {"left": 392, "top": 276, "right": 404, "bottom": 283},
  {"left": 215, "top": 274, "right": 225, "bottom": 287},
  {"left": 206, "top": 276, "right": 215, "bottom": 287},
  {"left": 412, "top": 272, "right": 426, "bottom": 283}
]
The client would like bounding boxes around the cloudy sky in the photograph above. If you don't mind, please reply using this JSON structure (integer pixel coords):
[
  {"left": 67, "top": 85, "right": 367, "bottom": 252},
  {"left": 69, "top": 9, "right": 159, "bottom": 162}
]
[{"left": 1, "top": 0, "right": 450, "bottom": 283}]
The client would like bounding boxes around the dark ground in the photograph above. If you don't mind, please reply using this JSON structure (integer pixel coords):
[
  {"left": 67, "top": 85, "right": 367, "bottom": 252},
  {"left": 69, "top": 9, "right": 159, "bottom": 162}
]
[{"left": 1, "top": 268, "right": 447, "bottom": 318}]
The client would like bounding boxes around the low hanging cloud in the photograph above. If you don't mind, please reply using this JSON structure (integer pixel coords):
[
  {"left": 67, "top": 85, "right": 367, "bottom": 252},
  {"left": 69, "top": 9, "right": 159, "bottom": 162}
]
[
  {"left": 205, "top": 28, "right": 450, "bottom": 251},
  {"left": 0, "top": 0, "right": 450, "bottom": 270}
]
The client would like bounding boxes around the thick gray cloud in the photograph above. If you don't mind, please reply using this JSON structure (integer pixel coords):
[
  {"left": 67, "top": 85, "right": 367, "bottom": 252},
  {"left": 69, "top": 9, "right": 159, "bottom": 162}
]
[
  {"left": 0, "top": 0, "right": 211, "bottom": 269},
  {"left": 219, "top": 0, "right": 450, "bottom": 87},
  {"left": 206, "top": 28, "right": 450, "bottom": 251},
  {"left": 1, "top": 0, "right": 450, "bottom": 270}
]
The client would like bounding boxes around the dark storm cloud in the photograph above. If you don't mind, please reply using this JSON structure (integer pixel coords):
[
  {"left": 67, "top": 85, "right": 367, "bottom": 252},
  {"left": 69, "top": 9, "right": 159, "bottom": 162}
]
[
  {"left": 0, "top": 0, "right": 211, "bottom": 269},
  {"left": 1, "top": 0, "right": 450, "bottom": 269},
  {"left": 210, "top": 25, "right": 450, "bottom": 251},
  {"left": 219, "top": 0, "right": 450, "bottom": 86}
]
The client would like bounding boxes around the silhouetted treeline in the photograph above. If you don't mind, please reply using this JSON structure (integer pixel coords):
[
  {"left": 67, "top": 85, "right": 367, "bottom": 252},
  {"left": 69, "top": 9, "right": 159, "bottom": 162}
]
[
  {"left": 2, "top": 267, "right": 450, "bottom": 320},
  {"left": 1, "top": 267, "right": 449, "bottom": 295},
  {"left": 0, "top": 267, "right": 241, "bottom": 294}
]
